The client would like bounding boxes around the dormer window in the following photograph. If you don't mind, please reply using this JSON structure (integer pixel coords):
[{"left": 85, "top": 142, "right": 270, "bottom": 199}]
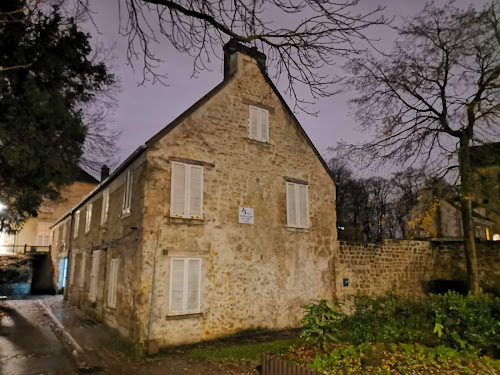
[{"left": 248, "top": 105, "right": 269, "bottom": 143}]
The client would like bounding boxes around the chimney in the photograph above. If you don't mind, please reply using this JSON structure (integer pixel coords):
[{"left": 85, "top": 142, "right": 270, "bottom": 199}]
[
  {"left": 100, "top": 165, "right": 110, "bottom": 181},
  {"left": 223, "top": 39, "right": 267, "bottom": 79}
]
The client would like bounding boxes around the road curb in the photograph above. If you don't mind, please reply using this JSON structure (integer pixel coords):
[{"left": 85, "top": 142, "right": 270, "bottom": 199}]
[{"left": 37, "top": 301, "right": 99, "bottom": 372}]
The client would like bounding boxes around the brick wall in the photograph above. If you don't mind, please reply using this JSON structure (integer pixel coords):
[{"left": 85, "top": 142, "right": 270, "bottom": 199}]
[{"left": 334, "top": 240, "right": 500, "bottom": 297}]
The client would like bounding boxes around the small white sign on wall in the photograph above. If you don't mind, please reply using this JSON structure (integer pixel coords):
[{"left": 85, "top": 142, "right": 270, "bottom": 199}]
[{"left": 239, "top": 207, "right": 254, "bottom": 224}]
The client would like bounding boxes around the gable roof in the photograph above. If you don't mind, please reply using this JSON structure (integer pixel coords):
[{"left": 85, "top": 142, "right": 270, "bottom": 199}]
[
  {"left": 146, "top": 41, "right": 336, "bottom": 185},
  {"left": 52, "top": 42, "right": 336, "bottom": 230}
]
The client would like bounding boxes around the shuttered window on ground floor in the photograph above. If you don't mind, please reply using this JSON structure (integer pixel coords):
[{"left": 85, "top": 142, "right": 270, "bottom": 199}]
[
  {"left": 169, "top": 258, "right": 201, "bottom": 315},
  {"left": 107, "top": 258, "right": 119, "bottom": 308},
  {"left": 88, "top": 251, "right": 101, "bottom": 302}
]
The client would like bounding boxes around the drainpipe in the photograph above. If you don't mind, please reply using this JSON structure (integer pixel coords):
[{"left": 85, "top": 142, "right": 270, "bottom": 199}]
[
  {"left": 147, "top": 217, "right": 166, "bottom": 353},
  {"left": 148, "top": 259, "right": 157, "bottom": 341}
]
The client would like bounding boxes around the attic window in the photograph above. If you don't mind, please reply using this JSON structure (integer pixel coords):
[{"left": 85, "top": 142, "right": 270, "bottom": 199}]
[{"left": 248, "top": 105, "right": 269, "bottom": 143}]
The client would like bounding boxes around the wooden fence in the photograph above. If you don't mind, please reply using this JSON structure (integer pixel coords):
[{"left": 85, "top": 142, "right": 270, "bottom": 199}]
[{"left": 261, "top": 353, "right": 323, "bottom": 375}]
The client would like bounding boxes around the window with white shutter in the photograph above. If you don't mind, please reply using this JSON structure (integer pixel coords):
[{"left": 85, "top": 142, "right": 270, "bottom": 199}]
[
  {"left": 62, "top": 221, "right": 67, "bottom": 244},
  {"left": 169, "top": 258, "right": 201, "bottom": 315},
  {"left": 107, "top": 258, "right": 119, "bottom": 308},
  {"left": 73, "top": 210, "right": 80, "bottom": 238},
  {"left": 248, "top": 105, "right": 269, "bottom": 143},
  {"left": 69, "top": 253, "right": 76, "bottom": 286},
  {"left": 122, "top": 170, "right": 133, "bottom": 215},
  {"left": 286, "top": 182, "right": 309, "bottom": 228},
  {"left": 88, "top": 251, "right": 101, "bottom": 302},
  {"left": 79, "top": 252, "right": 87, "bottom": 287},
  {"left": 85, "top": 203, "right": 92, "bottom": 233},
  {"left": 170, "top": 162, "right": 204, "bottom": 219},
  {"left": 36, "top": 222, "right": 51, "bottom": 246},
  {"left": 101, "top": 189, "right": 109, "bottom": 225}
]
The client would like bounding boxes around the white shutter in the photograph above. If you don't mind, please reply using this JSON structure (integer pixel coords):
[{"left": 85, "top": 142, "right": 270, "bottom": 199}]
[
  {"left": 188, "top": 165, "right": 204, "bottom": 219},
  {"left": 107, "top": 259, "right": 119, "bottom": 308},
  {"left": 73, "top": 211, "right": 80, "bottom": 238},
  {"left": 186, "top": 259, "right": 201, "bottom": 312},
  {"left": 69, "top": 253, "right": 76, "bottom": 286},
  {"left": 89, "top": 251, "right": 100, "bottom": 302},
  {"left": 298, "top": 184, "right": 309, "bottom": 228},
  {"left": 259, "top": 108, "right": 269, "bottom": 142},
  {"left": 171, "top": 162, "right": 187, "bottom": 217},
  {"left": 127, "top": 173, "right": 133, "bottom": 210},
  {"left": 85, "top": 204, "right": 92, "bottom": 233},
  {"left": 249, "top": 105, "right": 259, "bottom": 140},
  {"left": 79, "top": 253, "right": 87, "bottom": 287},
  {"left": 170, "top": 259, "right": 185, "bottom": 313},
  {"left": 286, "top": 183, "right": 297, "bottom": 227},
  {"left": 122, "top": 171, "right": 132, "bottom": 213},
  {"left": 101, "top": 189, "right": 109, "bottom": 225}
]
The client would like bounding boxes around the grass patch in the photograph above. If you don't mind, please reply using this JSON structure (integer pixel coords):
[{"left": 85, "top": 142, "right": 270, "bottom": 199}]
[{"left": 189, "top": 337, "right": 303, "bottom": 365}]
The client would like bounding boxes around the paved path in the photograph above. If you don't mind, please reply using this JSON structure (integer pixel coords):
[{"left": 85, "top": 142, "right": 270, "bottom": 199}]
[
  {"left": 0, "top": 299, "right": 77, "bottom": 375},
  {"left": 1, "top": 297, "right": 260, "bottom": 374}
]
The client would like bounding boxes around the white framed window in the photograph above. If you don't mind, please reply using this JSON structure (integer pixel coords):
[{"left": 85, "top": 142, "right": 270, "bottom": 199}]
[
  {"left": 122, "top": 170, "right": 133, "bottom": 215},
  {"left": 85, "top": 203, "right": 92, "bottom": 233},
  {"left": 79, "top": 252, "right": 87, "bottom": 287},
  {"left": 169, "top": 258, "right": 201, "bottom": 315},
  {"left": 73, "top": 210, "right": 80, "bottom": 238},
  {"left": 101, "top": 189, "right": 109, "bottom": 225},
  {"left": 286, "top": 182, "right": 309, "bottom": 228},
  {"left": 88, "top": 251, "right": 101, "bottom": 302},
  {"left": 69, "top": 253, "right": 76, "bottom": 286},
  {"left": 248, "top": 105, "right": 269, "bottom": 143},
  {"left": 62, "top": 221, "right": 67, "bottom": 245},
  {"left": 107, "top": 258, "right": 119, "bottom": 308},
  {"left": 170, "top": 162, "right": 204, "bottom": 219},
  {"left": 36, "top": 222, "right": 51, "bottom": 246}
]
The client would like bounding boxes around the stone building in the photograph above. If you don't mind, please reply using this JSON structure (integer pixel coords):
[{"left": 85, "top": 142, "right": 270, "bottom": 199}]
[
  {"left": 50, "top": 41, "right": 337, "bottom": 348},
  {"left": 0, "top": 169, "right": 98, "bottom": 255},
  {"left": 407, "top": 192, "right": 494, "bottom": 241}
]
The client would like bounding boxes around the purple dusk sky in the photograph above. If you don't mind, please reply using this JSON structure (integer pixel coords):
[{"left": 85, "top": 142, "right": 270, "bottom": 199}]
[{"left": 84, "top": 0, "right": 487, "bottom": 174}]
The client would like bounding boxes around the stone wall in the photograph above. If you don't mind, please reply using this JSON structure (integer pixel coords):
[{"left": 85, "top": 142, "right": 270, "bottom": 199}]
[
  {"left": 432, "top": 241, "right": 500, "bottom": 292},
  {"left": 57, "top": 154, "right": 147, "bottom": 339},
  {"left": 334, "top": 240, "right": 434, "bottom": 297},
  {"left": 0, "top": 255, "right": 32, "bottom": 298},
  {"left": 335, "top": 240, "right": 500, "bottom": 297}
]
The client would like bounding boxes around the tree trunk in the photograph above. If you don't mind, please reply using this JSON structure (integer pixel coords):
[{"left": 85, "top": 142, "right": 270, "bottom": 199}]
[{"left": 458, "top": 133, "right": 480, "bottom": 294}]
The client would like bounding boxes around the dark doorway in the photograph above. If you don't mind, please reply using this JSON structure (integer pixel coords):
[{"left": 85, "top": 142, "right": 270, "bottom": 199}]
[{"left": 30, "top": 254, "right": 55, "bottom": 295}]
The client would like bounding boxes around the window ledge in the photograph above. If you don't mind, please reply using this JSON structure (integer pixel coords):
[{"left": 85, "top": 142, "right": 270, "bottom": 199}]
[
  {"left": 286, "top": 226, "right": 310, "bottom": 232},
  {"left": 120, "top": 211, "right": 131, "bottom": 220},
  {"left": 103, "top": 306, "right": 116, "bottom": 314},
  {"left": 244, "top": 137, "right": 272, "bottom": 147},
  {"left": 165, "top": 312, "right": 203, "bottom": 320},
  {"left": 169, "top": 217, "right": 206, "bottom": 225}
]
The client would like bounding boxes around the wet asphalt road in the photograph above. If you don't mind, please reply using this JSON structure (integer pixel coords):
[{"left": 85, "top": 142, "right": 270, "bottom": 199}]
[{"left": 0, "top": 299, "right": 77, "bottom": 375}]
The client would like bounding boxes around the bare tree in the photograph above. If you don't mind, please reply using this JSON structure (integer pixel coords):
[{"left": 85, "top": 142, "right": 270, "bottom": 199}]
[
  {"left": 338, "top": 1, "right": 500, "bottom": 293},
  {"left": 75, "top": 0, "right": 387, "bottom": 113}
]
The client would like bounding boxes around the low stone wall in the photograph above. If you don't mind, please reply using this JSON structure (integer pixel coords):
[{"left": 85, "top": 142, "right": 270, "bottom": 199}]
[
  {"left": 432, "top": 241, "right": 500, "bottom": 293},
  {"left": 334, "top": 240, "right": 500, "bottom": 297},
  {"left": 334, "top": 240, "right": 434, "bottom": 297}
]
